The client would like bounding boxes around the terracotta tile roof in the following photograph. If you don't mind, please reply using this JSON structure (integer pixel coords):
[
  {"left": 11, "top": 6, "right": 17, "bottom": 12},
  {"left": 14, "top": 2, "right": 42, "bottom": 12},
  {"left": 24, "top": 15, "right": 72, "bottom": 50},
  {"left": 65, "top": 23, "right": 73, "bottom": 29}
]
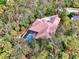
[{"left": 23, "top": 15, "right": 60, "bottom": 39}]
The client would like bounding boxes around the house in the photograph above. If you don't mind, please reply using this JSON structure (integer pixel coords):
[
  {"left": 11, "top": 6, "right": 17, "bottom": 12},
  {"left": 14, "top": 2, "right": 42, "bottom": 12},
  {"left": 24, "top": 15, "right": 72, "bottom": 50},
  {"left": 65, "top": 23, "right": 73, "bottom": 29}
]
[{"left": 22, "top": 15, "right": 60, "bottom": 42}]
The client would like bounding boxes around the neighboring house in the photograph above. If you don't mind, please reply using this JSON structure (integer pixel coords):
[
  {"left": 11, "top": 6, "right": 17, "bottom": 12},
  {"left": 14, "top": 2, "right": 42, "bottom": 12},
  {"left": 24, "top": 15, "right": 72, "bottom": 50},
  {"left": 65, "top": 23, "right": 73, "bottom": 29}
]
[{"left": 66, "top": 8, "right": 79, "bottom": 14}]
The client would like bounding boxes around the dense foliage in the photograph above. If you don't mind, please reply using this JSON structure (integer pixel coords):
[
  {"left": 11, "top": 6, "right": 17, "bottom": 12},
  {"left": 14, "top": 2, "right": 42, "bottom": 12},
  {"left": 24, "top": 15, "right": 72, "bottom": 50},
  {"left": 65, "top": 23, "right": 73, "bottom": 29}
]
[{"left": 0, "top": 0, "right": 79, "bottom": 59}]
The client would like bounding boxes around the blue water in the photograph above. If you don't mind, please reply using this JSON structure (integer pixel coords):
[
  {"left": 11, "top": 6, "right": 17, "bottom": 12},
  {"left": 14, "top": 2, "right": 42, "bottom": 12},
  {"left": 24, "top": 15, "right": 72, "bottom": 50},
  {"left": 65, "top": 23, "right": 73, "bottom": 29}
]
[
  {"left": 72, "top": 16, "right": 79, "bottom": 21},
  {"left": 25, "top": 34, "right": 33, "bottom": 43}
]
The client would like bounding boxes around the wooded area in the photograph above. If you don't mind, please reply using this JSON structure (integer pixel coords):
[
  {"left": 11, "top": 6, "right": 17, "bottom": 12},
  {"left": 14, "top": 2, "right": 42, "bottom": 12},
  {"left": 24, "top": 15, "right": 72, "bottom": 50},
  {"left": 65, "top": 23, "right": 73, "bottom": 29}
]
[{"left": 0, "top": 0, "right": 79, "bottom": 59}]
